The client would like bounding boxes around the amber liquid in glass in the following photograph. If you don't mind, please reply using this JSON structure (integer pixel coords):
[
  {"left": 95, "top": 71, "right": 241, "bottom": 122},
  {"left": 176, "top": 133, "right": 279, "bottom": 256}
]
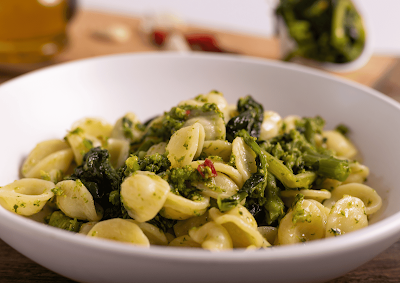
[{"left": 0, "top": 0, "right": 75, "bottom": 65}]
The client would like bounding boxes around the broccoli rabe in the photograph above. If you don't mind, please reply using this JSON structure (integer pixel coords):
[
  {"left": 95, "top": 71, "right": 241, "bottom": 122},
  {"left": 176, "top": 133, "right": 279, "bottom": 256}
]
[
  {"left": 226, "top": 95, "right": 264, "bottom": 142},
  {"left": 218, "top": 129, "right": 269, "bottom": 212},
  {"left": 46, "top": 210, "right": 82, "bottom": 232},
  {"left": 69, "top": 147, "right": 123, "bottom": 219}
]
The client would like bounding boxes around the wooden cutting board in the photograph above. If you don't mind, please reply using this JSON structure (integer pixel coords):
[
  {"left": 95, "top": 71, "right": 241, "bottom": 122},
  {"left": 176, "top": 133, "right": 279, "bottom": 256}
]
[{"left": 1, "top": 9, "right": 399, "bottom": 91}]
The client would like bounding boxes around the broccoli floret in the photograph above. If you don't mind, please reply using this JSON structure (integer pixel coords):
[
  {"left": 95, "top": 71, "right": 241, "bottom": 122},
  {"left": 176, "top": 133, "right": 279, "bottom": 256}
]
[
  {"left": 261, "top": 124, "right": 350, "bottom": 184},
  {"left": 335, "top": 124, "right": 350, "bottom": 136},
  {"left": 144, "top": 103, "right": 222, "bottom": 142},
  {"left": 122, "top": 153, "right": 171, "bottom": 178},
  {"left": 46, "top": 211, "right": 82, "bottom": 232},
  {"left": 161, "top": 165, "right": 205, "bottom": 200}
]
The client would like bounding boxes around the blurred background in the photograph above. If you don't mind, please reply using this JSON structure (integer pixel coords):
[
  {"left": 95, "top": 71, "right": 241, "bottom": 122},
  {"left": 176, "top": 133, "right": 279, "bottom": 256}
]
[
  {"left": 0, "top": 0, "right": 399, "bottom": 99},
  {"left": 81, "top": 0, "right": 400, "bottom": 55}
]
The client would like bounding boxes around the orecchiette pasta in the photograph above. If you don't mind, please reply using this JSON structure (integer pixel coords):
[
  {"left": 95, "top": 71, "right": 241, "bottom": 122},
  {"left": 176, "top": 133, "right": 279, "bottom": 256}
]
[
  {"left": 160, "top": 192, "right": 210, "bottom": 220},
  {"left": 325, "top": 195, "right": 368, "bottom": 237},
  {"left": 0, "top": 178, "right": 54, "bottom": 216},
  {"left": 56, "top": 180, "right": 103, "bottom": 221},
  {"left": 111, "top": 112, "right": 144, "bottom": 143},
  {"left": 22, "top": 139, "right": 73, "bottom": 178},
  {"left": 2, "top": 91, "right": 382, "bottom": 251},
  {"left": 121, "top": 171, "right": 170, "bottom": 222},
  {"left": 323, "top": 183, "right": 382, "bottom": 215},
  {"left": 189, "top": 221, "right": 233, "bottom": 251},
  {"left": 259, "top": 111, "right": 282, "bottom": 140},
  {"left": 87, "top": 218, "right": 150, "bottom": 246},
  {"left": 278, "top": 199, "right": 327, "bottom": 245},
  {"left": 208, "top": 206, "right": 267, "bottom": 248},
  {"left": 166, "top": 122, "right": 205, "bottom": 167},
  {"left": 232, "top": 137, "right": 257, "bottom": 182},
  {"left": 322, "top": 130, "right": 358, "bottom": 159}
]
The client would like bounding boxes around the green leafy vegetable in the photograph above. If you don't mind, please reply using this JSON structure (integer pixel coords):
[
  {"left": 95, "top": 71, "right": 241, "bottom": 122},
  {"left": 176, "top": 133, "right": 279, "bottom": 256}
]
[
  {"left": 226, "top": 95, "right": 264, "bottom": 142},
  {"left": 46, "top": 211, "right": 82, "bottom": 232},
  {"left": 276, "top": 0, "right": 365, "bottom": 63}
]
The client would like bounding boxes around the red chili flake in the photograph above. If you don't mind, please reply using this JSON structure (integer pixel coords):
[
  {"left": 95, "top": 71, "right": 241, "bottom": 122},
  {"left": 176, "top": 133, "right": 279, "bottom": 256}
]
[
  {"left": 197, "top": 158, "right": 218, "bottom": 178},
  {"left": 185, "top": 33, "right": 235, "bottom": 53},
  {"left": 185, "top": 110, "right": 191, "bottom": 116},
  {"left": 151, "top": 30, "right": 168, "bottom": 47}
]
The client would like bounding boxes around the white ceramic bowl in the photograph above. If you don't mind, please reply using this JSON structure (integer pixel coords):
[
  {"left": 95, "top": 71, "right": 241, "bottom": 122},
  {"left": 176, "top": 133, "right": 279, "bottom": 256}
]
[{"left": 0, "top": 53, "right": 399, "bottom": 283}]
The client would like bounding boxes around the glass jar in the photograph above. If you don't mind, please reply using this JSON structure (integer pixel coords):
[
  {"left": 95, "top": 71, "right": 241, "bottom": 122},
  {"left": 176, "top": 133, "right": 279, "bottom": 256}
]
[{"left": 0, "top": 0, "right": 76, "bottom": 67}]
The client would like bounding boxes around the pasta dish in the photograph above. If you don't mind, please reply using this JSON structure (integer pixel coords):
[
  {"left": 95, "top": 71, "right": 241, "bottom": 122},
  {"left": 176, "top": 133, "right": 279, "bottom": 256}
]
[{"left": 0, "top": 91, "right": 382, "bottom": 250}]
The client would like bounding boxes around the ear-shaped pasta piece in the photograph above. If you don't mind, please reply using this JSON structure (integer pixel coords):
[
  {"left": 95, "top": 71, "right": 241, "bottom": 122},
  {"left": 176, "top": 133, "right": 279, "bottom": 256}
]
[
  {"left": 121, "top": 171, "right": 170, "bottom": 222},
  {"left": 166, "top": 123, "right": 205, "bottom": 167},
  {"left": 323, "top": 183, "right": 382, "bottom": 215},
  {"left": 232, "top": 137, "right": 257, "bottom": 182},
  {"left": 65, "top": 129, "right": 102, "bottom": 165},
  {"left": 168, "top": 235, "right": 202, "bottom": 248},
  {"left": 189, "top": 161, "right": 244, "bottom": 188},
  {"left": 257, "top": 226, "right": 278, "bottom": 245},
  {"left": 307, "top": 199, "right": 331, "bottom": 219},
  {"left": 282, "top": 115, "right": 301, "bottom": 133},
  {"left": 184, "top": 116, "right": 225, "bottom": 141},
  {"left": 173, "top": 211, "right": 210, "bottom": 237},
  {"left": 318, "top": 178, "right": 342, "bottom": 191},
  {"left": 278, "top": 199, "right": 327, "bottom": 245},
  {"left": 184, "top": 107, "right": 226, "bottom": 141},
  {"left": 24, "top": 148, "right": 74, "bottom": 179},
  {"left": 325, "top": 195, "right": 368, "bottom": 237},
  {"left": 22, "top": 139, "right": 72, "bottom": 178},
  {"left": 208, "top": 206, "right": 265, "bottom": 248},
  {"left": 193, "top": 173, "right": 239, "bottom": 200},
  {"left": 105, "top": 138, "right": 130, "bottom": 169},
  {"left": 71, "top": 117, "right": 113, "bottom": 140},
  {"left": 129, "top": 220, "right": 168, "bottom": 245},
  {"left": 160, "top": 192, "right": 210, "bottom": 220},
  {"left": 180, "top": 91, "right": 230, "bottom": 123},
  {"left": 280, "top": 189, "right": 332, "bottom": 207},
  {"left": 111, "top": 112, "right": 144, "bottom": 143},
  {"left": 56, "top": 180, "right": 103, "bottom": 221},
  {"left": 87, "top": 218, "right": 150, "bottom": 247},
  {"left": 198, "top": 91, "right": 229, "bottom": 113},
  {"left": 0, "top": 178, "right": 54, "bottom": 216},
  {"left": 322, "top": 130, "right": 358, "bottom": 159},
  {"left": 343, "top": 162, "right": 370, "bottom": 184},
  {"left": 201, "top": 140, "right": 232, "bottom": 162},
  {"left": 79, "top": 222, "right": 99, "bottom": 235},
  {"left": 189, "top": 221, "right": 233, "bottom": 251},
  {"left": 146, "top": 142, "right": 167, "bottom": 156},
  {"left": 259, "top": 111, "right": 282, "bottom": 141},
  {"left": 225, "top": 104, "right": 238, "bottom": 123}
]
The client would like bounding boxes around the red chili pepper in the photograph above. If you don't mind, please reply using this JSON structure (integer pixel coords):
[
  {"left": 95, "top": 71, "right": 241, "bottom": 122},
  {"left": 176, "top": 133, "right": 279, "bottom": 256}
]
[
  {"left": 185, "top": 33, "right": 230, "bottom": 53},
  {"left": 197, "top": 158, "right": 218, "bottom": 178},
  {"left": 186, "top": 110, "right": 191, "bottom": 116},
  {"left": 151, "top": 30, "right": 168, "bottom": 47}
]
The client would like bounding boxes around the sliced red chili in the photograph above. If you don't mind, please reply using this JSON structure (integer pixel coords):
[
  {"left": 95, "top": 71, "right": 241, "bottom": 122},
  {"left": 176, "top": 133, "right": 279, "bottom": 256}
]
[
  {"left": 151, "top": 30, "right": 168, "bottom": 47},
  {"left": 197, "top": 158, "right": 218, "bottom": 178}
]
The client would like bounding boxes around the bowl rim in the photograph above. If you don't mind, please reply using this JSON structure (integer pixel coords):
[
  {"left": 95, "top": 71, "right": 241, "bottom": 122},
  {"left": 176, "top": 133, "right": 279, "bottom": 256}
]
[{"left": 0, "top": 51, "right": 400, "bottom": 262}]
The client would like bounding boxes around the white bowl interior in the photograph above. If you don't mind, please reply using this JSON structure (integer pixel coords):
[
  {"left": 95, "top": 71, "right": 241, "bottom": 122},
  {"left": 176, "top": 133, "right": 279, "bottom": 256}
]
[{"left": 0, "top": 53, "right": 399, "bottom": 283}]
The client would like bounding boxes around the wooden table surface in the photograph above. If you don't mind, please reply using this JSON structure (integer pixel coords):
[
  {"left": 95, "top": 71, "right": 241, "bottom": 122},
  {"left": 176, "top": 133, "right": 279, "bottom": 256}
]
[{"left": 1, "top": 10, "right": 399, "bottom": 283}]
